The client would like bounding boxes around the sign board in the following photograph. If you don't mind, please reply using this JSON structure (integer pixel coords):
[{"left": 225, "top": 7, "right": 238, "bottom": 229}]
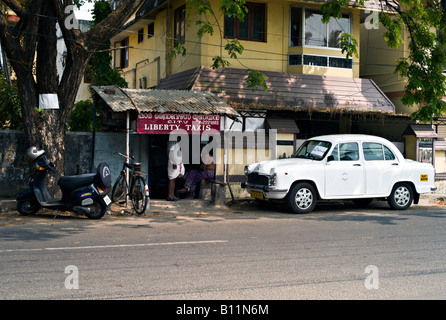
[
  {"left": 137, "top": 112, "right": 221, "bottom": 134},
  {"left": 418, "top": 137, "right": 433, "bottom": 164},
  {"left": 39, "top": 94, "right": 59, "bottom": 109}
]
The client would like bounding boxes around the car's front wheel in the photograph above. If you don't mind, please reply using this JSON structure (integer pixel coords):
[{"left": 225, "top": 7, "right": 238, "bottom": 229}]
[
  {"left": 387, "top": 182, "right": 413, "bottom": 210},
  {"left": 287, "top": 182, "right": 317, "bottom": 214}
]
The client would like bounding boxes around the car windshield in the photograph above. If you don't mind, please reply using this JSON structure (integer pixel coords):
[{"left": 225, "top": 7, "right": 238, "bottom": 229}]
[{"left": 292, "top": 140, "right": 332, "bottom": 161}]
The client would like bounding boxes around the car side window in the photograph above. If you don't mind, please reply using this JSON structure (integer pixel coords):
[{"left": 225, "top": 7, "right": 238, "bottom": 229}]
[
  {"left": 383, "top": 145, "right": 396, "bottom": 160},
  {"left": 339, "top": 142, "right": 359, "bottom": 161},
  {"left": 329, "top": 144, "right": 339, "bottom": 161},
  {"left": 363, "top": 142, "right": 396, "bottom": 161},
  {"left": 363, "top": 142, "right": 384, "bottom": 160}
]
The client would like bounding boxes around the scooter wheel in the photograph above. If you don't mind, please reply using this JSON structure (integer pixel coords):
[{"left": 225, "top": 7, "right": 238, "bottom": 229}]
[
  {"left": 85, "top": 201, "right": 106, "bottom": 220},
  {"left": 17, "top": 200, "right": 40, "bottom": 216}
]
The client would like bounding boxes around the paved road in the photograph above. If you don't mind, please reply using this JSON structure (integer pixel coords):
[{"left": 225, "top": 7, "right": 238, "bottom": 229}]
[{"left": 1, "top": 200, "right": 446, "bottom": 300}]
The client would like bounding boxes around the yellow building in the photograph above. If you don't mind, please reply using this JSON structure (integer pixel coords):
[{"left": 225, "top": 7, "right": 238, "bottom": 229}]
[{"left": 111, "top": 0, "right": 368, "bottom": 86}]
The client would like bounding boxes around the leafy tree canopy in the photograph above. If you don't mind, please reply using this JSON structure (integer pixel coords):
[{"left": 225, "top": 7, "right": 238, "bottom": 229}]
[
  {"left": 68, "top": 0, "right": 127, "bottom": 132},
  {"left": 323, "top": 0, "right": 446, "bottom": 122}
]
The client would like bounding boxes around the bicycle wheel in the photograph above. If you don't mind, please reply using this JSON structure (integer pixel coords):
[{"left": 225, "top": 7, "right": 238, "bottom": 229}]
[
  {"left": 111, "top": 173, "right": 126, "bottom": 203},
  {"left": 131, "top": 176, "right": 148, "bottom": 215}
]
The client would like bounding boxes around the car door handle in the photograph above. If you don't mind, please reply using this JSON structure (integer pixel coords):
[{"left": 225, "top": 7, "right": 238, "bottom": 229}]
[
  {"left": 353, "top": 164, "right": 361, "bottom": 166},
  {"left": 392, "top": 163, "right": 399, "bottom": 166}
]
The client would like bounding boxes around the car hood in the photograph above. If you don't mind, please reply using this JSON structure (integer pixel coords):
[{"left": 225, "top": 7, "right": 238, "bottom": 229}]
[{"left": 246, "top": 158, "right": 315, "bottom": 175}]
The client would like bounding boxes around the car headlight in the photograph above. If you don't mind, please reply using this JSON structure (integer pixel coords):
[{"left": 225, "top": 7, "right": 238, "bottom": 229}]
[
  {"left": 269, "top": 173, "right": 277, "bottom": 186},
  {"left": 244, "top": 165, "right": 249, "bottom": 175}
]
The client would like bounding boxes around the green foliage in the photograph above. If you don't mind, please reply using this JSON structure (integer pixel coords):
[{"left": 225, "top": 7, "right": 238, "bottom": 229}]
[
  {"left": 68, "top": 100, "right": 97, "bottom": 132},
  {"left": 91, "top": 0, "right": 110, "bottom": 23},
  {"left": 0, "top": 74, "right": 22, "bottom": 130},
  {"left": 225, "top": 39, "right": 244, "bottom": 59},
  {"left": 167, "top": 42, "right": 187, "bottom": 59},
  {"left": 68, "top": 0, "right": 127, "bottom": 132},
  {"left": 219, "top": 0, "right": 248, "bottom": 21},
  {"left": 90, "top": 1, "right": 128, "bottom": 88},
  {"left": 211, "top": 56, "right": 230, "bottom": 69},
  {"left": 196, "top": 20, "right": 214, "bottom": 38},
  {"left": 379, "top": 13, "right": 403, "bottom": 49},
  {"left": 184, "top": 0, "right": 267, "bottom": 91},
  {"left": 323, "top": 0, "right": 446, "bottom": 122},
  {"left": 246, "top": 70, "right": 268, "bottom": 91},
  {"left": 339, "top": 33, "right": 358, "bottom": 59}
]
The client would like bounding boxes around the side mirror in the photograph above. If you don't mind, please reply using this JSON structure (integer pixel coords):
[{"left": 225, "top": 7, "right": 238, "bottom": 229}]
[{"left": 327, "top": 155, "right": 335, "bottom": 162}]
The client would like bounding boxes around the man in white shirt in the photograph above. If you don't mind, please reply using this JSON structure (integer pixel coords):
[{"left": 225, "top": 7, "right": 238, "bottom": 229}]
[{"left": 167, "top": 137, "right": 184, "bottom": 201}]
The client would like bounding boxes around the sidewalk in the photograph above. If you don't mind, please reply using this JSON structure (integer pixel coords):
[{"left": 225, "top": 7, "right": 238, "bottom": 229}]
[
  {"left": 418, "top": 192, "right": 446, "bottom": 206},
  {"left": 111, "top": 199, "right": 234, "bottom": 218},
  {"left": 1, "top": 192, "right": 445, "bottom": 218}
]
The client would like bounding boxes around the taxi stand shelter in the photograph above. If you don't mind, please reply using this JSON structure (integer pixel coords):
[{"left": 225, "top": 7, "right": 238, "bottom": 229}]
[
  {"left": 91, "top": 85, "right": 241, "bottom": 201},
  {"left": 403, "top": 124, "right": 438, "bottom": 165}
]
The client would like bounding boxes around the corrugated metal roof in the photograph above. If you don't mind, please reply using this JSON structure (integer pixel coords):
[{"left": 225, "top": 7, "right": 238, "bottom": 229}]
[
  {"left": 266, "top": 118, "right": 300, "bottom": 133},
  {"left": 157, "top": 67, "right": 396, "bottom": 113},
  {"left": 403, "top": 124, "right": 438, "bottom": 138},
  {"left": 91, "top": 85, "right": 240, "bottom": 117}
]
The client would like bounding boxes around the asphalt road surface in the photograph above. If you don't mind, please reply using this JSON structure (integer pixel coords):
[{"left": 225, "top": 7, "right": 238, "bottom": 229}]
[{"left": 1, "top": 200, "right": 446, "bottom": 300}]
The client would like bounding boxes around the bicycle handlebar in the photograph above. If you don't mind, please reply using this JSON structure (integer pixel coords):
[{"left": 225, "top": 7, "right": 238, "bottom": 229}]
[{"left": 117, "top": 152, "right": 135, "bottom": 161}]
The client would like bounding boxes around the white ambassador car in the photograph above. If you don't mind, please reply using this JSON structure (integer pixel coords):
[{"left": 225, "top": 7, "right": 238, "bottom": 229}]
[{"left": 242, "top": 134, "right": 437, "bottom": 214}]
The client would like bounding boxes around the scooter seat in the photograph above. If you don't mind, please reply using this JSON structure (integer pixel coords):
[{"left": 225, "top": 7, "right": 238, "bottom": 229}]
[{"left": 58, "top": 173, "right": 96, "bottom": 190}]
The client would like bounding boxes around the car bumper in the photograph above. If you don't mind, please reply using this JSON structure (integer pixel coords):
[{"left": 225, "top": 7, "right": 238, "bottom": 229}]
[
  {"left": 241, "top": 182, "right": 288, "bottom": 200},
  {"left": 415, "top": 185, "right": 438, "bottom": 194}
]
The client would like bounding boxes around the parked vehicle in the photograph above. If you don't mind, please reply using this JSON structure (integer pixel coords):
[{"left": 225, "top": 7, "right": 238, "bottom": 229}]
[
  {"left": 242, "top": 134, "right": 437, "bottom": 214},
  {"left": 111, "top": 152, "right": 149, "bottom": 215},
  {"left": 16, "top": 147, "right": 112, "bottom": 219}
]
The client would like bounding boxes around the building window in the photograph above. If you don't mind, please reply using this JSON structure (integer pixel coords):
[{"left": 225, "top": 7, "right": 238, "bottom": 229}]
[
  {"left": 303, "top": 55, "right": 327, "bottom": 67},
  {"left": 288, "top": 54, "right": 352, "bottom": 69},
  {"left": 329, "top": 57, "right": 352, "bottom": 69},
  {"left": 224, "top": 2, "right": 266, "bottom": 42},
  {"left": 148, "top": 22, "right": 154, "bottom": 38},
  {"left": 120, "top": 37, "right": 129, "bottom": 69},
  {"left": 290, "top": 7, "right": 351, "bottom": 49},
  {"left": 138, "top": 28, "right": 144, "bottom": 43},
  {"left": 290, "top": 7, "right": 302, "bottom": 47},
  {"left": 288, "top": 54, "right": 302, "bottom": 66},
  {"left": 174, "top": 5, "right": 186, "bottom": 45}
]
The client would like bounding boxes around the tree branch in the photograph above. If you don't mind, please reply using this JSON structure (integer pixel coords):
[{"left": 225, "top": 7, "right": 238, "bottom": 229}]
[
  {"left": 52, "top": 0, "right": 81, "bottom": 57},
  {"left": 22, "top": 0, "right": 45, "bottom": 66},
  {"left": 81, "top": 0, "right": 145, "bottom": 52}
]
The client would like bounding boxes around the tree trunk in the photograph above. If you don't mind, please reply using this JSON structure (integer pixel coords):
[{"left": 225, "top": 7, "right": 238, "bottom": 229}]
[{"left": 0, "top": 0, "right": 145, "bottom": 194}]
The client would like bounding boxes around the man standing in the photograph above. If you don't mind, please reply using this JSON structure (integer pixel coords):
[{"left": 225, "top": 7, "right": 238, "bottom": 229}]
[{"left": 167, "top": 136, "right": 184, "bottom": 201}]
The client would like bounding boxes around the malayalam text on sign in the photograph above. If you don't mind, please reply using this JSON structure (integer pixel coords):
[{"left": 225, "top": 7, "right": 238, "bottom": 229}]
[{"left": 137, "top": 112, "right": 221, "bottom": 134}]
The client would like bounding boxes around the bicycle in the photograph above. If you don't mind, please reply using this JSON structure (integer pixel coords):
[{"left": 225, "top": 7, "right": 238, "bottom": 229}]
[{"left": 111, "top": 152, "right": 149, "bottom": 215}]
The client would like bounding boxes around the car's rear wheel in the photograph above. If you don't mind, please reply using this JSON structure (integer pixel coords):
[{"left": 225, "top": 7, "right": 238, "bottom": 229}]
[
  {"left": 387, "top": 182, "right": 413, "bottom": 210},
  {"left": 287, "top": 182, "right": 317, "bottom": 214}
]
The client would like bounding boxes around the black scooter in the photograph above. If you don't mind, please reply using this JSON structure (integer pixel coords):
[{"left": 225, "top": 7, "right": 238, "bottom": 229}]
[{"left": 16, "top": 151, "right": 112, "bottom": 219}]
